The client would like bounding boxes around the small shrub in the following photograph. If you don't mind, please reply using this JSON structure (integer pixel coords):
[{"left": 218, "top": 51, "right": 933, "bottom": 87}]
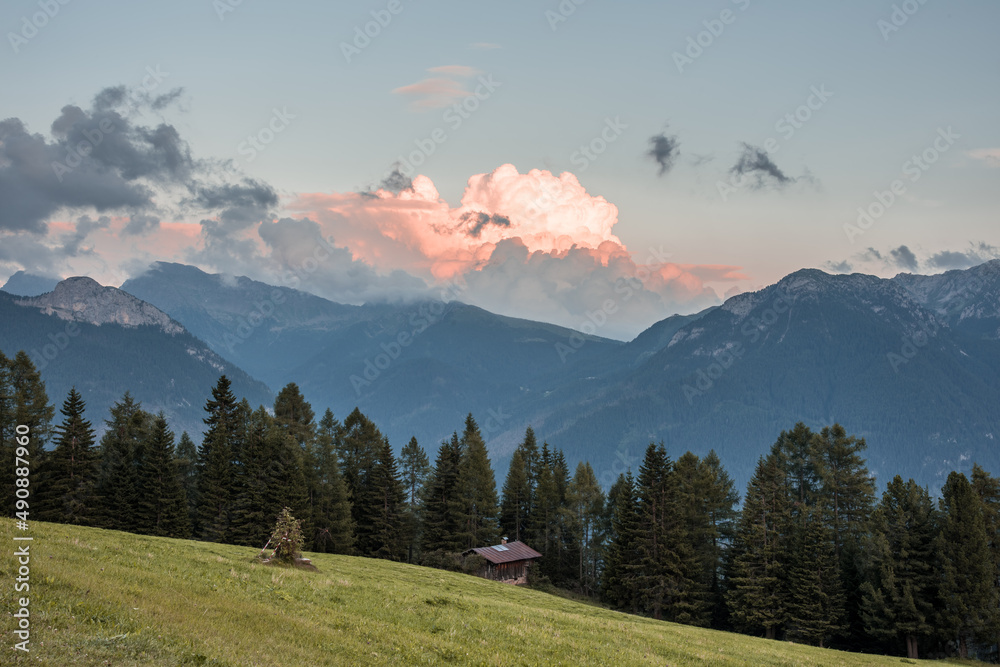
[{"left": 266, "top": 507, "right": 303, "bottom": 563}]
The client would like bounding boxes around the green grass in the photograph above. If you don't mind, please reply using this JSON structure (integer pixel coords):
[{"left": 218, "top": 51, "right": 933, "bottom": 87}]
[{"left": 0, "top": 519, "right": 985, "bottom": 666}]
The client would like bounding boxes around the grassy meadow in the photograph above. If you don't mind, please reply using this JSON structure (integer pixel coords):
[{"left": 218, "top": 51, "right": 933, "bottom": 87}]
[{"left": 0, "top": 518, "right": 987, "bottom": 666}]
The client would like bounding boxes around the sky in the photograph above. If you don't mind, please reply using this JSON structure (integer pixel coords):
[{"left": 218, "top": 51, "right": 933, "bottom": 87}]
[{"left": 0, "top": 0, "right": 997, "bottom": 339}]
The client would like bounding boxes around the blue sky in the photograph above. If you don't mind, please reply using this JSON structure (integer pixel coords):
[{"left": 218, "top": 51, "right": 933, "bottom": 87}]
[{"left": 1, "top": 0, "right": 997, "bottom": 336}]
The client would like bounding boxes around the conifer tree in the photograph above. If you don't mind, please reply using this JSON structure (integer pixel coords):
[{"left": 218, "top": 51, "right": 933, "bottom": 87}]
[
  {"left": 2, "top": 351, "right": 54, "bottom": 513},
  {"left": 602, "top": 472, "right": 640, "bottom": 612},
  {"left": 421, "top": 433, "right": 465, "bottom": 553},
  {"left": 937, "top": 471, "right": 998, "bottom": 658},
  {"left": 566, "top": 461, "right": 604, "bottom": 596},
  {"left": 727, "top": 454, "right": 792, "bottom": 640},
  {"left": 175, "top": 432, "right": 199, "bottom": 532},
  {"left": 785, "top": 505, "right": 845, "bottom": 647},
  {"left": 400, "top": 436, "right": 429, "bottom": 561},
  {"left": 197, "top": 376, "right": 240, "bottom": 542},
  {"left": 310, "top": 409, "right": 353, "bottom": 555},
  {"left": 860, "top": 476, "right": 938, "bottom": 659},
  {"left": 456, "top": 414, "right": 500, "bottom": 549},
  {"left": 500, "top": 427, "right": 539, "bottom": 542},
  {"left": 971, "top": 464, "right": 1000, "bottom": 650},
  {"left": 358, "top": 437, "right": 406, "bottom": 560},
  {"left": 136, "top": 414, "right": 190, "bottom": 538},
  {"left": 94, "top": 393, "right": 150, "bottom": 532},
  {"left": 700, "top": 450, "right": 740, "bottom": 628},
  {"left": 229, "top": 406, "right": 271, "bottom": 547},
  {"left": 35, "top": 388, "right": 98, "bottom": 525}
]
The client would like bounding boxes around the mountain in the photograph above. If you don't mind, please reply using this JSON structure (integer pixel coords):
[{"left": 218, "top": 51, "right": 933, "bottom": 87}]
[
  {"left": 1, "top": 270, "right": 61, "bottom": 297},
  {"left": 120, "top": 261, "right": 1000, "bottom": 491},
  {"left": 507, "top": 268, "right": 1000, "bottom": 489},
  {"left": 121, "top": 262, "right": 624, "bottom": 452},
  {"left": 0, "top": 278, "right": 273, "bottom": 440}
]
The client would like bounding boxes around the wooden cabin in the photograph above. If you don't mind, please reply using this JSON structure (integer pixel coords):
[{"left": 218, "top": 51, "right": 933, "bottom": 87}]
[{"left": 463, "top": 538, "right": 542, "bottom": 585}]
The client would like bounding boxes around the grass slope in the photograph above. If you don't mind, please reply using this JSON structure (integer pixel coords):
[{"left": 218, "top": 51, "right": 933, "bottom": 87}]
[{"left": 0, "top": 519, "right": 983, "bottom": 666}]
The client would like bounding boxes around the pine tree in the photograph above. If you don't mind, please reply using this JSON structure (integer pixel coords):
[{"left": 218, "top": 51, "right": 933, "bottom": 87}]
[
  {"left": 175, "top": 432, "right": 199, "bottom": 533},
  {"left": 500, "top": 427, "right": 539, "bottom": 542},
  {"left": 273, "top": 385, "right": 317, "bottom": 547},
  {"left": 456, "top": 414, "right": 500, "bottom": 549},
  {"left": 94, "top": 393, "right": 150, "bottom": 532},
  {"left": 566, "top": 461, "right": 604, "bottom": 596},
  {"left": 229, "top": 406, "right": 272, "bottom": 547},
  {"left": 360, "top": 438, "right": 406, "bottom": 560},
  {"left": 310, "top": 409, "right": 353, "bottom": 555},
  {"left": 785, "top": 505, "right": 846, "bottom": 647},
  {"left": 197, "top": 376, "right": 240, "bottom": 543},
  {"left": 727, "top": 454, "right": 792, "bottom": 640},
  {"left": 700, "top": 450, "right": 740, "bottom": 629},
  {"left": 35, "top": 388, "right": 99, "bottom": 525},
  {"left": 937, "top": 471, "right": 998, "bottom": 658},
  {"left": 421, "top": 433, "right": 465, "bottom": 554},
  {"left": 399, "top": 436, "right": 429, "bottom": 562},
  {"left": 136, "top": 414, "right": 191, "bottom": 538},
  {"left": 971, "top": 464, "right": 1000, "bottom": 650},
  {"left": 602, "top": 472, "right": 641, "bottom": 612},
  {"left": 2, "top": 351, "right": 55, "bottom": 514},
  {"left": 859, "top": 476, "right": 938, "bottom": 660}
]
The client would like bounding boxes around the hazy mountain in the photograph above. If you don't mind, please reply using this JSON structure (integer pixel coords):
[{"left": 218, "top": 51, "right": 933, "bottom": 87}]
[
  {"left": 0, "top": 278, "right": 273, "bottom": 440},
  {"left": 508, "top": 268, "right": 1000, "bottom": 489},
  {"left": 1, "top": 270, "right": 61, "bottom": 297},
  {"left": 110, "top": 261, "right": 1000, "bottom": 491}
]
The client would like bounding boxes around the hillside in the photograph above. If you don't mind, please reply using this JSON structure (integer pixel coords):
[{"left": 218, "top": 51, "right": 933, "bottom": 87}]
[
  {"left": 0, "top": 519, "right": 982, "bottom": 666},
  {"left": 0, "top": 282, "right": 273, "bottom": 440}
]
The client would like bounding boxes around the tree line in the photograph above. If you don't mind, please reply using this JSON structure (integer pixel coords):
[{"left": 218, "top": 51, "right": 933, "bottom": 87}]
[{"left": 2, "top": 350, "right": 998, "bottom": 661}]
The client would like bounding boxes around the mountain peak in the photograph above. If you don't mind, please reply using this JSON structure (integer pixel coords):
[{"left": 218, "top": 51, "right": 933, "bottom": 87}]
[
  {"left": 14, "top": 277, "right": 185, "bottom": 334},
  {"left": 1, "top": 270, "right": 61, "bottom": 297}
]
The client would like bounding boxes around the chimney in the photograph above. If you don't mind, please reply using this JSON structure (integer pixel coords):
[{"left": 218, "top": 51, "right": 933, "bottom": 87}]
[{"left": 501, "top": 537, "right": 508, "bottom": 544}]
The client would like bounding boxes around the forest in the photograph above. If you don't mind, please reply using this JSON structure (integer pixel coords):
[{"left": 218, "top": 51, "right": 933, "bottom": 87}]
[{"left": 2, "top": 348, "right": 998, "bottom": 662}]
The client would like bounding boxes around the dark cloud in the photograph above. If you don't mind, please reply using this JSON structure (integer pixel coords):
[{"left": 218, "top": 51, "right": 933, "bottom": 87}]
[
  {"left": 647, "top": 131, "right": 680, "bottom": 176},
  {"left": 123, "top": 213, "right": 160, "bottom": 236},
  {"left": 0, "top": 85, "right": 193, "bottom": 235},
  {"left": 60, "top": 215, "right": 111, "bottom": 257},
  {"left": 826, "top": 260, "right": 853, "bottom": 273},
  {"left": 730, "top": 143, "right": 793, "bottom": 189},
  {"left": 380, "top": 167, "right": 413, "bottom": 194},
  {"left": 927, "top": 242, "right": 1000, "bottom": 270},
  {"left": 460, "top": 211, "right": 511, "bottom": 238},
  {"left": 890, "top": 245, "right": 919, "bottom": 272},
  {"left": 188, "top": 179, "right": 278, "bottom": 233}
]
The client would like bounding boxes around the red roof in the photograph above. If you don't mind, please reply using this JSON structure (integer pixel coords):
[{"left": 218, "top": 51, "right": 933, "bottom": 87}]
[{"left": 464, "top": 540, "right": 542, "bottom": 564}]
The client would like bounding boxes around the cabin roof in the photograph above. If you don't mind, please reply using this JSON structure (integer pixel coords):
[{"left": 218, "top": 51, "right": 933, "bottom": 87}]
[{"left": 463, "top": 540, "right": 542, "bottom": 564}]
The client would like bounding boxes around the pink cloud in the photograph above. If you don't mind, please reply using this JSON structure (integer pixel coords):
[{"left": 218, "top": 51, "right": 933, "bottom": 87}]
[{"left": 392, "top": 77, "right": 470, "bottom": 110}]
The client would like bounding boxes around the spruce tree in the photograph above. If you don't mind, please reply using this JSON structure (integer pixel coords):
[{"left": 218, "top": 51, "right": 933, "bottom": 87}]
[
  {"left": 175, "top": 432, "right": 199, "bottom": 533},
  {"left": 94, "top": 393, "right": 150, "bottom": 532},
  {"left": 602, "top": 472, "right": 641, "bottom": 612},
  {"left": 197, "top": 376, "right": 240, "bottom": 543},
  {"left": 310, "top": 409, "right": 354, "bottom": 555},
  {"left": 2, "top": 351, "right": 55, "bottom": 513},
  {"left": 785, "top": 505, "right": 846, "bottom": 647},
  {"left": 35, "top": 388, "right": 98, "bottom": 525},
  {"left": 859, "top": 476, "right": 938, "bottom": 659},
  {"left": 727, "top": 454, "right": 792, "bottom": 640},
  {"left": 566, "top": 461, "right": 604, "bottom": 596},
  {"left": 456, "top": 414, "right": 500, "bottom": 549},
  {"left": 136, "top": 414, "right": 191, "bottom": 538},
  {"left": 360, "top": 438, "right": 406, "bottom": 560},
  {"left": 500, "top": 427, "right": 539, "bottom": 542},
  {"left": 971, "top": 464, "right": 1000, "bottom": 649},
  {"left": 700, "top": 450, "right": 740, "bottom": 629},
  {"left": 937, "top": 471, "right": 998, "bottom": 658},
  {"left": 229, "top": 406, "right": 272, "bottom": 547},
  {"left": 400, "top": 436, "right": 429, "bottom": 562},
  {"left": 421, "top": 433, "right": 465, "bottom": 554}
]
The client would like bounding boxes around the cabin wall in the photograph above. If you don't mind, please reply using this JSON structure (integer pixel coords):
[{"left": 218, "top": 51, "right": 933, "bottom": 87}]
[{"left": 477, "top": 560, "right": 533, "bottom": 585}]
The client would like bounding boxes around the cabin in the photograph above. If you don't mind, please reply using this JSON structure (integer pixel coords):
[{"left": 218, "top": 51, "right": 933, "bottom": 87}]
[{"left": 463, "top": 538, "right": 542, "bottom": 585}]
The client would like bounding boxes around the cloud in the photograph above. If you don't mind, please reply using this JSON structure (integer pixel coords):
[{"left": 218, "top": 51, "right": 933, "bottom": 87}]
[
  {"left": 826, "top": 260, "right": 853, "bottom": 274},
  {"left": 291, "top": 164, "right": 742, "bottom": 337},
  {"left": 647, "top": 130, "right": 680, "bottom": 176},
  {"left": 123, "top": 213, "right": 159, "bottom": 236},
  {"left": 927, "top": 242, "right": 1000, "bottom": 271},
  {"left": 729, "top": 143, "right": 793, "bottom": 189},
  {"left": 967, "top": 148, "right": 1000, "bottom": 168},
  {"left": 393, "top": 74, "right": 471, "bottom": 110},
  {"left": 889, "top": 245, "right": 919, "bottom": 272}
]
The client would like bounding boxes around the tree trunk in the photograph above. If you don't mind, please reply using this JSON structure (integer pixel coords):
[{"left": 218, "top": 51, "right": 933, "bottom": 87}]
[
  {"left": 766, "top": 626, "right": 776, "bottom": 640},
  {"left": 959, "top": 635, "right": 968, "bottom": 659},
  {"left": 906, "top": 634, "right": 918, "bottom": 659}
]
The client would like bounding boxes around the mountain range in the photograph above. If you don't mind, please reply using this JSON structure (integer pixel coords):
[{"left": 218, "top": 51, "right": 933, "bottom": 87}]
[{"left": 3, "top": 260, "right": 998, "bottom": 491}]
